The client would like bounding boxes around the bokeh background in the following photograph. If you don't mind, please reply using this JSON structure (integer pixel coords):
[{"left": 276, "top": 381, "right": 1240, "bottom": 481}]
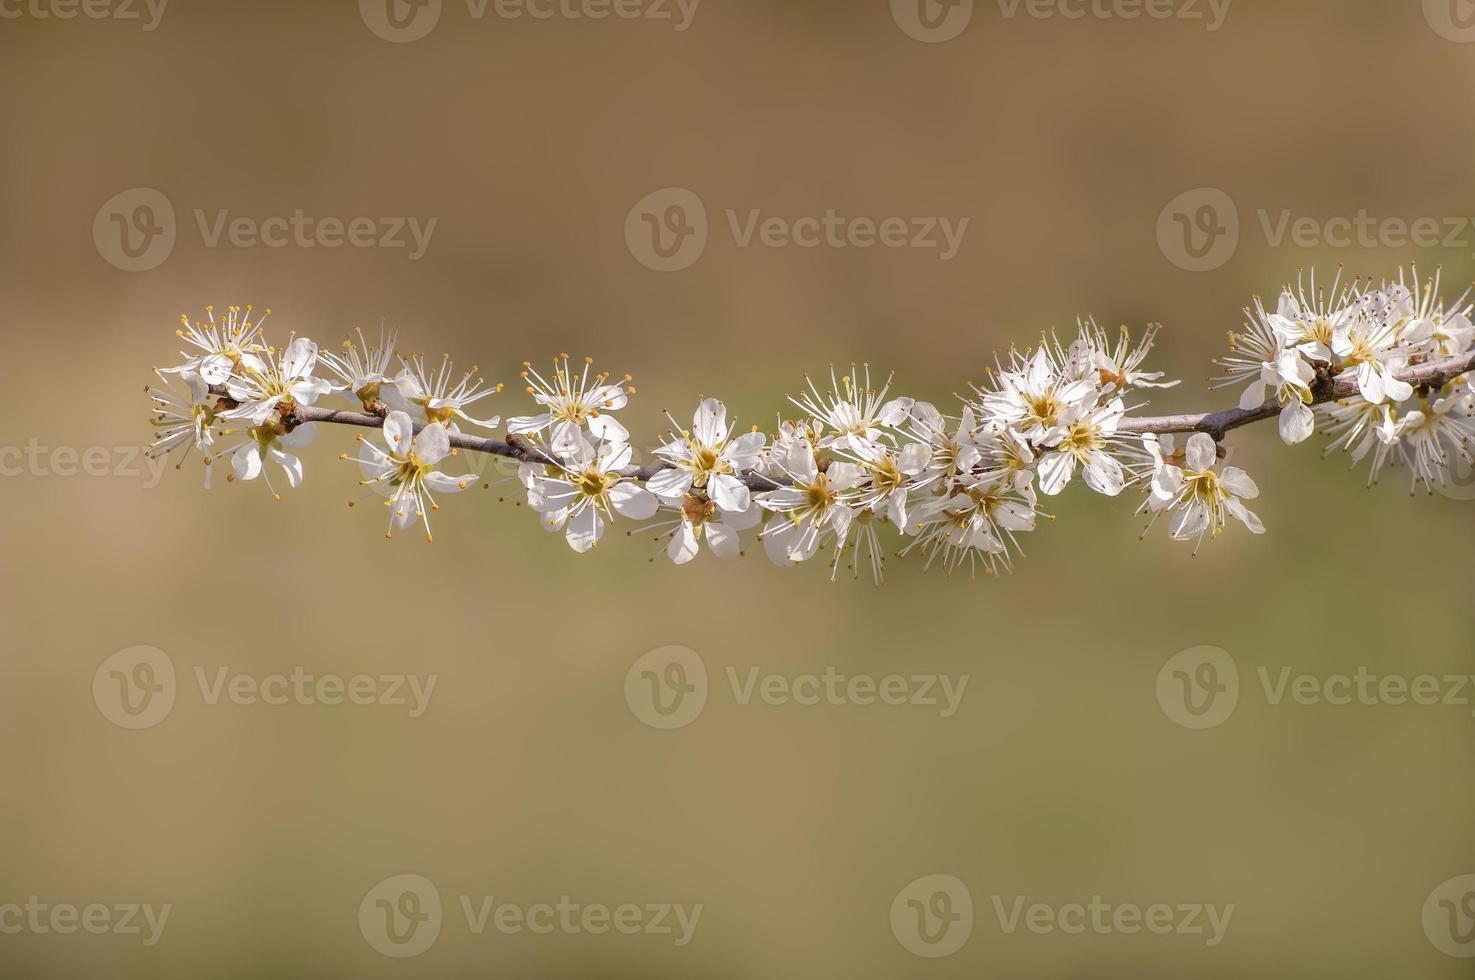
[{"left": 2, "top": 0, "right": 1475, "bottom": 976}]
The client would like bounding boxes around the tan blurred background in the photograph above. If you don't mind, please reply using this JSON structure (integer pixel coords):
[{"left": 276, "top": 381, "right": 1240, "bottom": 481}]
[{"left": 3, "top": 0, "right": 1475, "bottom": 976}]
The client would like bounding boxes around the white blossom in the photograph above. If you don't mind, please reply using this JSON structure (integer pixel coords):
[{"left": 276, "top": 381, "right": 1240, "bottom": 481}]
[
  {"left": 1138, "top": 432, "right": 1264, "bottom": 551},
  {"left": 387, "top": 351, "right": 502, "bottom": 432},
  {"left": 647, "top": 398, "right": 766, "bottom": 515},
  {"left": 221, "top": 337, "right": 338, "bottom": 426},
  {"left": 221, "top": 422, "right": 317, "bottom": 500},
  {"left": 348, "top": 411, "right": 475, "bottom": 541},
  {"left": 509, "top": 355, "right": 631, "bottom": 454},
  {"left": 789, "top": 365, "right": 913, "bottom": 453},
  {"left": 321, "top": 326, "right": 398, "bottom": 408},
  {"left": 145, "top": 369, "right": 222, "bottom": 486},
  {"left": 755, "top": 438, "right": 861, "bottom": 566},
  {"left": 1037, "top": 397, "right": 1128, "bottom": 496},
  {"left": 164, "top": 304, "right": 268, "bottom": 385},
  {"left": 1238, "top": 350, "right": 1316, "bottom": 445},
  {"left": 528, "top": 436, "right": 658, "bottom": 553},
  {"left": 659, "top": 493, "right": 761, "bottom": 565}
]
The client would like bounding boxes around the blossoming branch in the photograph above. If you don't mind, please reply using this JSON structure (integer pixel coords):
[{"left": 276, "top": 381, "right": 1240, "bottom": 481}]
[{"left": 146, "top": 267, "right": 1475, "bottom": 581}]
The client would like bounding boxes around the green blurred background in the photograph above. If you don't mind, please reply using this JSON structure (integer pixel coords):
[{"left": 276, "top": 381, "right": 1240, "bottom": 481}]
[{"left": 2, "top": 0, "right": 1475, "bottom": 976}]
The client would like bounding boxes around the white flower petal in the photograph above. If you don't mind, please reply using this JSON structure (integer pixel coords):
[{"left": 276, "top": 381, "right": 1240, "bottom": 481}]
[
  {"left": 588, "top": 413, "right": 629, "bottom": 444},
  {"left": 667, "top": 522, "right": 700, "bottom": 564},
  {"left": 706, "top": 521, "right": 741, "bottom": 558},
  {"left": 1278, "top": 401, "right": 1314, "bottom": 445},
  {"left": 693, "top": 398, "right": 726, "bottom": 446},
  {"left": 1037, "top": 451, "right": 1075, "bottom": 496},
  {"left": 1218, "top": 466, "right": 1259, "bottom": 499},
  {"left": 709, "top": 473, "right": 750, "bottom": 513},
  {"left": 232, "top": 445, "right": 263, "bottom": 481},
  {"left": 413, "top": 421, "right": 450, "bottom": 465},
  {"left": 383, "top": 412, "right": 415, "bottom": 453},
  {"left": 269, "top": 448, "right": 303, "bottom": 489},
  {"left": 508, "top": 413, "right": 551, "bottom": 435},
  {"left": 1082, "top": 451, "right": 1124, "bottom": 496},
  {"left": 609, "top": 482, "right": 658, "bottom": 519},
  {"left": 723, "top": 431, "right": 766, "bottom": 470},
  {"left": 1184, "top": 433, "right": 1217, "bottom": 471},
  {"left": 565, "top": 507, "right": 604, "bottom": 553},
  {"left": 424, "top": 472, "right": 471, "bottom": 494},
  {"left": 282, "top": 337, "right": 318, "bottom": 379},
  {"left": 646, "top": 468, "right": 693, "bottom": 501}
]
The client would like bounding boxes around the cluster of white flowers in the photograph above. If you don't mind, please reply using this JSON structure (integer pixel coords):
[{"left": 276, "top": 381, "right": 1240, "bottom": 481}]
[
  {"left": 147, "top": 308, "right": 495, "bottom": 537},
  {"left": 511, "top": 333, "right": 1199, "bottom": 578},
  {"left": 1217, "top": 267, "right": 1475, "bottom": 492},
  {"left": 147, "top": 270, "right": 1474, "bottom": 575}
]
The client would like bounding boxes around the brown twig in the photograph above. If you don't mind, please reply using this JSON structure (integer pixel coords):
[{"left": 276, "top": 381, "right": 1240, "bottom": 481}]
[{"left": 1115, "top": 349, "right": 1475, "bottom": 439}]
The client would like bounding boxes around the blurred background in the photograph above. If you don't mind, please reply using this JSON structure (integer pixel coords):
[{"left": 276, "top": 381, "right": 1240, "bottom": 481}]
[{"left": 2, "top": 0, "right": 1475, "bottom": 976}]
